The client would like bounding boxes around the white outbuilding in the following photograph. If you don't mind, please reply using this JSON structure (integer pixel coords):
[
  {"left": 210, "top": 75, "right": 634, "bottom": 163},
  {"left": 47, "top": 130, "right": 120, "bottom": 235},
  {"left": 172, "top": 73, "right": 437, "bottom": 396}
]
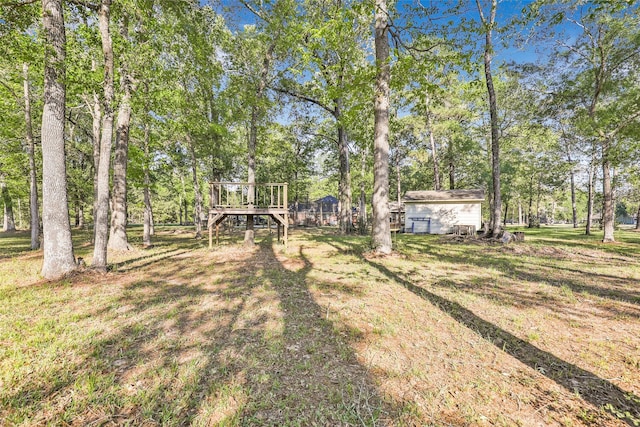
[{"left": 402, "top": 189, "right": 484, "bottom": 234}]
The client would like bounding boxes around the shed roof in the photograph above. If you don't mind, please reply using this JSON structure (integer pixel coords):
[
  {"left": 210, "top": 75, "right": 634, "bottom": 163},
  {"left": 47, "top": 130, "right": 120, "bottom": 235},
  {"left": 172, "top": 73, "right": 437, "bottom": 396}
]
[{"left": 403, "top": 189, "right": 485, "bottom": 203}]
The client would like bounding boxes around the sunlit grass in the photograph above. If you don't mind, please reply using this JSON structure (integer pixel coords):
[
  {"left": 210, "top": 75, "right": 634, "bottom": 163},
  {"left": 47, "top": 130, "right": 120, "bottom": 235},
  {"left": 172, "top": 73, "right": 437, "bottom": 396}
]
[{"left": 1, "top": 225, "right": 639, "bottom": 425}]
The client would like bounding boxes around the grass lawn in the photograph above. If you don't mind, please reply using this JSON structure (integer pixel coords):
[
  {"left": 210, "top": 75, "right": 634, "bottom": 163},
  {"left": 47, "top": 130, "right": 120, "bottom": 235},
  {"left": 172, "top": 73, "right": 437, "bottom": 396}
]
[{"left": 1, "top": 225, "right": 639, "bottom": 426}]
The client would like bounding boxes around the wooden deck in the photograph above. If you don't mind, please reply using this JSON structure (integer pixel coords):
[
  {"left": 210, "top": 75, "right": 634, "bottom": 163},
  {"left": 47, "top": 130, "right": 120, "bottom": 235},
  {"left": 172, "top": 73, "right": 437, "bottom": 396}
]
[{"left": 207, "top": 182, "right": 289, "bottom": 248}]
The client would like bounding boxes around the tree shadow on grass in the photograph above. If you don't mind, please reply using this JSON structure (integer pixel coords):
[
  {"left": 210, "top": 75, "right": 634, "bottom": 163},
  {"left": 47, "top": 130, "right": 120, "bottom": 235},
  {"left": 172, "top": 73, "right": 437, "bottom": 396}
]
[
  {"left": 399, "top": 238, "right": 640, "bottom": 314},
  {"left": 2, "top": 236, "right": 395, "bottom": 425},
  {"left": 324, "top": 238, "right": 640, "bottom": 425}
]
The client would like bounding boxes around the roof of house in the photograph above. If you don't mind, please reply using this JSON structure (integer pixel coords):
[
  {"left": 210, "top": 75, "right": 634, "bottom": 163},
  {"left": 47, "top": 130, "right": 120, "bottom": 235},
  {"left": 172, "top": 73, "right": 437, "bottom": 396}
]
[
  {"left": 402, "top": 189, "right": 485, "bottom": 203},
  {"left": 314, "top": 195, "right": 338, "bottom": 204}
]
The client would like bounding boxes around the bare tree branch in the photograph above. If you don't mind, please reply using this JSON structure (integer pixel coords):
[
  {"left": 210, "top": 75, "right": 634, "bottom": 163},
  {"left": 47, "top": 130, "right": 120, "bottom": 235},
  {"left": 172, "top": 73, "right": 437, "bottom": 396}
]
[{"left": 271, "top": 85, "right": 334, "bottom": 116}]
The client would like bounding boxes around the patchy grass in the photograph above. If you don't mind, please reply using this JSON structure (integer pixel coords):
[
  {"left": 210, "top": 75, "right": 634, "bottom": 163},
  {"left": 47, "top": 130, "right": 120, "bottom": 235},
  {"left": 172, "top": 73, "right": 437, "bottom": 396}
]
[{"left": 1, "top": 226, "right": 639, "bottom": 426}]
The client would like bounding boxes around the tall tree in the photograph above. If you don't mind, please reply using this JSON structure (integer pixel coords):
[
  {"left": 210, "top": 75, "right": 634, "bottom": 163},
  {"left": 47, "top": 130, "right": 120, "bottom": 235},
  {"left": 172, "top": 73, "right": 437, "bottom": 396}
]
[
  {"left": 108, "top": 14, "right": 135, "bottom": 251},
  {"left": 1, "top": 173, "right": 16, "bottom": 232},
  {"left": 371, "top": 0, "right": 392, "bottom": 254},
  {"left": 476, "top": 0, "right": 501, "bottom": 237},
  {"left": 40, "top": 0, "right": 77, "bottom": 279},
  {"left": 23, "top": 63, "right": 40, "bottom": 248},
  {"left": 93, "top": 0, "right": 115, "bottom": 270}
]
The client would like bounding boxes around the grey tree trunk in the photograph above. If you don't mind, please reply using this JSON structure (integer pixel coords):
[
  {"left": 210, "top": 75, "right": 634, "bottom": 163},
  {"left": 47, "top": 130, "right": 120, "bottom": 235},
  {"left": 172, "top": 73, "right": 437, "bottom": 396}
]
[
  {"left": 426, "top": 92, "right": 441, "bottom": 191},
  {"left": 2, "top": 179, "right": 16, "bottom": 232},
  {"left": 143, "top": 113, "right": 153, "bottom": 247},
  {"left": 396, "top": 161, "right": 401, "bottom": 207},
  {"left": 246, "top": 104, "right": 257, "bottom": 245},
  {"left": 477, "top": 0, "right": 501, "bottom": 238},
  {"left": 570, "top": 171, "right": 578, "bottom": 228},
  {"left": 245, "top": 43, "right": 274, "bottom": 246},
  {"left": 586, "top": 160, "right": 595, "bottom": 235},
  {"left": 358, "top": 147, "right": 367, "bottom": 233},
  {"left": 336, "top": 112, "right": 353, "bottom": 235},
  {"left": 88, "top": 58, "right": 101, "bottom": 243},
  {"left": 371, "top": 0, "right": 392, "bottom": 254},
  {"left": 93, "top": 0, "right": 115, "bottom": 271},
  {"left": 187, "top": 134, "right": 203, "bottom": 239},
  {"left": 108, "top": 45, "right": 133, "bottom": 251},
  {"left": 448, "top": 138, "right": 455, "bottom": 189},
  {"left": 23, "top": 63, "right": 40, "bottom": 248},
  {"left": 635, "top": 203, "right": 640, "bottom": 230},
  {"left": 40, "top": 0, "right": 76, "bottom": 279},
  {"left": 518, "top": 200, "right": 523, "bottom": 225},
  {"left": 601, "top": 140, "right": 615, "bottom": 242}
]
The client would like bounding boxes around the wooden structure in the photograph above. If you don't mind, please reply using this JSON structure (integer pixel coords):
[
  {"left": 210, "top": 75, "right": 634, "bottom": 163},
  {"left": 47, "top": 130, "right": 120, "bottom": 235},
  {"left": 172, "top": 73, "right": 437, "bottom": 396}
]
[
  {"left": 207, "top": 182, "right": 288, "bottom": 249},
  {"left": 453, "top": 224, "right": 477, "bottom": 236}
]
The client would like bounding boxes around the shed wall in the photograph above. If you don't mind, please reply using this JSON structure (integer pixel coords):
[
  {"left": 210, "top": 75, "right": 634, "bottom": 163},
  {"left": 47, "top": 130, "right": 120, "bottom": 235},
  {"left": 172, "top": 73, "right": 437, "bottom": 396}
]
[{"left": 405, "top": 202, "right": 481, "bottom": 234}]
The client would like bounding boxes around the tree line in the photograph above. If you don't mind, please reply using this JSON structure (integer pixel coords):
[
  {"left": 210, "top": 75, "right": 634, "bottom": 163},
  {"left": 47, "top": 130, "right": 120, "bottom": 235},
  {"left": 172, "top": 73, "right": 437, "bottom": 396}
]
[{"left": 1, "top": 0, "right": 638, "bottom": 278}]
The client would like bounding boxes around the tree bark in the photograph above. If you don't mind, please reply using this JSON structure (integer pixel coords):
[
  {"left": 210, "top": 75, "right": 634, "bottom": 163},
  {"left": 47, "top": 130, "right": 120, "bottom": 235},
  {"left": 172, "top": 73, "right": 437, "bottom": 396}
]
[
  {"left": 143, "top": 110, "right": 153, "bottom": 247},
  {"left": 371, "top": 0, "right": 392, "bottom": 254},
  {"left": 187, "top": 133, "right": 203, "bottom": 239},
  {"left": 527, "top": 175, "right": 534, "bottom": 228},
  {"left": 245, "top": 42, "right": 274, "bottom": 245},
  {"left": 40, "top": 0, "right": 77, "bottom": 279},
  {"left": 426, "top": 92, "right": 441, "bottom": 191},
  {"left": 518, "top": 200, "right": 523, "bottom": 225},
  {"left": 93, "top": 0, "right": 115, "bottom": 270},
  {"left": 448, "top": 138, "right": 455, "bottom": 190},
  {"left": 586, "top": 159, "right": 595, "bottom": 235},
  {"left": 246, "top": 103, "right": 257, "bottom": 245},
  {"left": 601, "top": 139, "right": 615, "bottom": 242},
  {"left": 570, "top": 170, "right": 578, "bottom": 228},
  {"left": 503, "top": 199, "right": 509, "bottom": 226},
  {"left": 635, "top": 203, "right": 640, "bottom": 230},
  {"left": 23, "top": 63, "right": 40, "bottom": 248},
  {"left": 477, "top": 0, "right": 501, "bottom": 238},
  {"left": 336, "top": 108, "right": 353, "bottom": 235},
  {"left": 90, "top": 91, "right": 101, "bottom": 241},
  {"left": 358, "top": 147, "right": 367, "bottom": 232},
  {"left": 1, "top": 178, "right": 16, "bottom": 232},
  {"left": 108, "top": 24, "right": 133, "bottom": 251}
]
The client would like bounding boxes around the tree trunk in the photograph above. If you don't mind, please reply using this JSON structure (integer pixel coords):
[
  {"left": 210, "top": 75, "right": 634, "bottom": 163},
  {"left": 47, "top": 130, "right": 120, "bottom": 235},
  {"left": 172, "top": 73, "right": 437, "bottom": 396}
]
[
  {"left": 601, "top": 140, "right": 615, "bottom": 242},
  {"left": 527, "top": 175, "right": 534, "bottom": 228},
  {"left": 78, "top": 203, "right": 84, "bottom": 229},
  {"left": 143, "top": 113, "right": 153, "bottom": 247},
  {"left": 1, "top": 179, "right": 16, "bottom": 232},
  {"left": 396, "top": 161, "right": 401, "bottom": 207},
  {"left": 40, "top": 0, "right": 76, "bottom": 279},
  {"left": 371, "top": 0, "right": 392, "bottom": 254},
  {"left": 187, "top": 133, "right": 203, "bottom": 239},
  {"left": 448, "top": 139, "right": 455, "bottom": 190},
  {"left": 358, "top": 147, "right": 367, "bottom": 233},
  {"left": 23, "top": 63, "right": 40, "bottom": 248},
  {"left": 503, "top": 199, "right": 509, "bottom": 226},
  {"left": 426, "top": 92, "right": 441, "bottom": 191},
  {"left": 246, "top": 103, "right": 257, "bottom": 245},
  {"left": 336, "top": 111, "right": 353, "bottom": 235},
  {"left": 478, "top": 0, "right": 501, "bottom": 238},
  {"left": 586, "top": 160, "right": 595, "bottom": 235},
  {"left": 93, "top": 0, "right": 115, "bottom": 271},
  {"left": 518, "top": 200, "right": 523, "bottom": 225},
  {"left": 89, "top": 59, "right": 101, "bottom": 243},
  {"left": 108, "top": 30, "right": 133, "bottom": 251},
  {"left": 570, "top": 170, "right": 578, "bottom": 228},
  {"left": 245, "top": 43, "right": 274, "bottom": 245},
  {"left": 635, "top": 203, "right": 640, "bottom": 230}
]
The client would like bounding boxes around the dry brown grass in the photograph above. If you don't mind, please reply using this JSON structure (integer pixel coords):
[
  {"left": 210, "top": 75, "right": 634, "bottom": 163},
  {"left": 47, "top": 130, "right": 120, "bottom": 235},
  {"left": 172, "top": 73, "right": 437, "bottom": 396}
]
[{"left": 1, "top": 225, "right": 639, "bottom": 426}]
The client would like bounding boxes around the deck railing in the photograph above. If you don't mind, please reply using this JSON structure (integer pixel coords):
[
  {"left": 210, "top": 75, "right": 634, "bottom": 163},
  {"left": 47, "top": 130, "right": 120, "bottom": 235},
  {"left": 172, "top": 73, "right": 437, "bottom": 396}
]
[{"left": 209, "top": 182, "right": 288, "bottom": 210}]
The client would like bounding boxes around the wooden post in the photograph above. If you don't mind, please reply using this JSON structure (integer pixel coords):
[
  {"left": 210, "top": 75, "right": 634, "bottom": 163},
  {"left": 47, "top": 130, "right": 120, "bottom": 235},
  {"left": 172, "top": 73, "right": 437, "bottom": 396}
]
[
  {"left": 208, "top": 216, "right": 213, "bottom": 249},
  {"left": 216, "top": 224, "right": 220, "bottom": 245},
  {"left": 284, "top": 213, "right": 288, "bottom": 250},
  {"left": 277, "top": 222, "right": 281, "bottom": 242}
]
